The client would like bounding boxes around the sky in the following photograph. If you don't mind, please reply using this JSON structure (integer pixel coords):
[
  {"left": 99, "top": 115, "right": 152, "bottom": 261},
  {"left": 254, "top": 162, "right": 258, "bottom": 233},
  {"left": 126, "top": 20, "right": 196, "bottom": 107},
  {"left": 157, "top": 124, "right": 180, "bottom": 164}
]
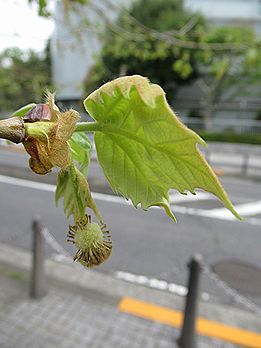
[{"left": 0, "top": 0, "right": 54, "bottom": 52}]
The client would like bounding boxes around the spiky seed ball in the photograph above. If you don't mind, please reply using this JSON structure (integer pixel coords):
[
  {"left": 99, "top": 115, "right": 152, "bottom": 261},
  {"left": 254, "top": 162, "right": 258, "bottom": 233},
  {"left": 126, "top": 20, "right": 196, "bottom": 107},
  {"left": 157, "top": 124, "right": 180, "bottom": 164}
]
[
  {"left": 75, "top": 222, "right": 104, "bottom": 250},
  {"left": 69, "top": 221, "right": 112, "bottom": 268}
]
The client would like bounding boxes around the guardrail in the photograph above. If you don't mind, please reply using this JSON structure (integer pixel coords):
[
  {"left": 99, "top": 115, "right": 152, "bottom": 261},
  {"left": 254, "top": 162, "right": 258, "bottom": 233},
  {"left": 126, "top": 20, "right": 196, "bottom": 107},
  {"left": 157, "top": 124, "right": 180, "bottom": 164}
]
[
  {"left": 181, "top": 117, "right": 261, "bottom": 135},
  {"left": 201, "top": 143, "right": 261, "bottom": 178}
]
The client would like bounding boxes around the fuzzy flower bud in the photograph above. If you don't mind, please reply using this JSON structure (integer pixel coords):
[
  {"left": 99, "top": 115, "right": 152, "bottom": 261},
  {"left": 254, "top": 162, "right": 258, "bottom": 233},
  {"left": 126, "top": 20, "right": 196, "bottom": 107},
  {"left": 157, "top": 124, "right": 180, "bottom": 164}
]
[{"left": 23, "top": 94, "right": 79, "bottom": 175}]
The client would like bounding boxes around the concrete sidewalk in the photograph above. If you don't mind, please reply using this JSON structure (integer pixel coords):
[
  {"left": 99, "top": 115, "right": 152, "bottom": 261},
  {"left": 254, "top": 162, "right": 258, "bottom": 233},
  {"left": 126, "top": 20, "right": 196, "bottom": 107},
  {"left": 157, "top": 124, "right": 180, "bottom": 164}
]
[{"left": 0, "top": 243, "right": 260, "bottom": 348}]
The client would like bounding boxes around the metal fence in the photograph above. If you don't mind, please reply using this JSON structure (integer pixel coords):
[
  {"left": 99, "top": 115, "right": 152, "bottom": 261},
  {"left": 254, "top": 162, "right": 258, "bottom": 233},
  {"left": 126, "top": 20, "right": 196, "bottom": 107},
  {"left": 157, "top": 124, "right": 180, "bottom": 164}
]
[{"left": 181, "top": 117, "right": 261, "bottom": 135}]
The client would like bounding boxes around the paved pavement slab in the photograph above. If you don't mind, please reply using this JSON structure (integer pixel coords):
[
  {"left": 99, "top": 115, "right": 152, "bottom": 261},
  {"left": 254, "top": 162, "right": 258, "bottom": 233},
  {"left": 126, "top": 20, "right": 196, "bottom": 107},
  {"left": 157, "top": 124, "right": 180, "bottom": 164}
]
[
  {"left": 0, "top": 243, "right": 260, "bottom": 348},
  {"left": 0, "top": 265, "right": 237, "bottom": 348}
]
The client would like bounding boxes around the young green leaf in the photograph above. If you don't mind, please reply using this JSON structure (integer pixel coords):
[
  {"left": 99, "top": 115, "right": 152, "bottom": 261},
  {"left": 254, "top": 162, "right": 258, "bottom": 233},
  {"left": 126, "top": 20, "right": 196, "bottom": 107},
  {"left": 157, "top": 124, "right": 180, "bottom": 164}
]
[
  {"left": 55, "top": 164, "right": 102, "bottom": 222},
  {"left": 68, "top": 132, "right": 92, "bottom": 176},
  {"left": 12, "top": 103, "right": 36, "bottom": 117},
  {"left": 84, "top": 75, "right": 241, "bottom": 221}
]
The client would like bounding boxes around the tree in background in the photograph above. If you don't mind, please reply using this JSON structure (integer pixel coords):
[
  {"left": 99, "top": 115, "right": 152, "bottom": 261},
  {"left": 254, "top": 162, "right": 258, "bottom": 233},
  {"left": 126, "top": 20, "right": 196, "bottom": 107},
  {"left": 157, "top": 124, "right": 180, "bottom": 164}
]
[
  {"left": 26, "top": 0, "right": 261, "bottom": 130},
  {"left": 85, "top": 0, "right": 205, "bottom": 95},
  {"left": 82, "top": 0, "right": 261, "bottom": 129},
  {"left": 0, "top": 43, "right": 51, "bottom": 112}
]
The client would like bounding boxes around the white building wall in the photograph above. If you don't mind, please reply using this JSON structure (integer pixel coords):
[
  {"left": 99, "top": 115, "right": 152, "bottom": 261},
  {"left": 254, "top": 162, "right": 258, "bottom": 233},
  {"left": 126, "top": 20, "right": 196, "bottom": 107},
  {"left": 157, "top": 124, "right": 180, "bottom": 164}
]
[
  {"left": 186, "top": 0, "right": 261, "bottom": 20},
  {"left": 52, "top": 0, "right": 132, "bottom": 100}
]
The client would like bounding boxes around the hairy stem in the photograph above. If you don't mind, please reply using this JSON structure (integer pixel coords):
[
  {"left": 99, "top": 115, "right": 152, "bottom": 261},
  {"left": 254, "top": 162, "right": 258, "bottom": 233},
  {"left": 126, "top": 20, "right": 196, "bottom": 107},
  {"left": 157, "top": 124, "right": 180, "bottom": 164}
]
[
  {"left": 0, "top": 119, "right": 101, "bottom": 143},
  {"left": 0, "top": 117, "right": 25, "bottom": 143},
  {"left": 75, "top": 122, "right": 102, "bottom": 133}
]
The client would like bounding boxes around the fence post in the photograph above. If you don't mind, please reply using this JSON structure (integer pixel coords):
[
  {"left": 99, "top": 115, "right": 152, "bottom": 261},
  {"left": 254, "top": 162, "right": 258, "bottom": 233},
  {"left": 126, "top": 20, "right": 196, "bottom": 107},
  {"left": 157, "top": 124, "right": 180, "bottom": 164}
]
[
  {"left": 177, "top": 254, "right": 202, "bottom": 348},
  {"left": 30, "top": 216, "right": 46, "bottom": 299}
]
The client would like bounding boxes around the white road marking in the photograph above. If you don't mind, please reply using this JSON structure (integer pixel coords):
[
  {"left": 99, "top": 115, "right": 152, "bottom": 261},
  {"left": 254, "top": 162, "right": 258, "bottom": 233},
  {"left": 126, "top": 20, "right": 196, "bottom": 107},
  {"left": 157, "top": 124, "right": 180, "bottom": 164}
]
[
  {"left": 207, "top": 201, "right": 261, "bottom": 221},
  {"left": 93, "top": 191, "right": 132, "bottom": 205},
  {"left": 0, "top": 174, "right": 211, "bottom": 206},
  {"left": 0, "top": 174, "right": 261, "bottom": 225},
  {"left": 237, "top": 201, "right": 261, "bottom": 216},
  {"left": 115, "top": 270, "right": 210, "bottom": 301},
  {"left": 0, "top": 174, "right": 56, "bottom": 192},
  {"left": 206, "top": 208, "right": 236, "bottom": 221}
]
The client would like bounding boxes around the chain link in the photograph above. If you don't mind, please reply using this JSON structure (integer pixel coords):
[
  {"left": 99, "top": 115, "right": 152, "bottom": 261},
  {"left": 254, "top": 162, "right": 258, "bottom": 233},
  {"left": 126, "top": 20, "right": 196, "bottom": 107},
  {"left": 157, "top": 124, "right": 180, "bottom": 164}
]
[
  {"left": 3, "top": 222, "right": 260, "bottom": 316},
  {"left": 202, "top": 262, "right": 261, "bottom": 316},
  {"left": 41, "top": 227, "right": 72, "bottom": 259},
  {"left": 40, "top": 227, "right": 261, "bottom": 315},
  {"left": 42, "top": 227, "right": 261, "bottom": 315}
]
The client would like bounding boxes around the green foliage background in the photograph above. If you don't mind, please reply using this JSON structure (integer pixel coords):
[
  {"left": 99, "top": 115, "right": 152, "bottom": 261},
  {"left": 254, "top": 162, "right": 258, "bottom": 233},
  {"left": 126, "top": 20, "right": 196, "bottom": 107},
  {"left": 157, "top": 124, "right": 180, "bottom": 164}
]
[
  {"left": 0, "top": 43, "right": 51, "bottom": 112},
  {"left": 84, "top": 0, "right": 261, "bottom": 122}
]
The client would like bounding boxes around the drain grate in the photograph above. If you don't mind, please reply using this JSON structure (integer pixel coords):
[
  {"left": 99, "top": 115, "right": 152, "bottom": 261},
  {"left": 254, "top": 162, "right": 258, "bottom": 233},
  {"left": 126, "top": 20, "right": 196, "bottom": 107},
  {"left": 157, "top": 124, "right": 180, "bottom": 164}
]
[{"left": 212, "top": 260, "right": 261, "bottom": 296}]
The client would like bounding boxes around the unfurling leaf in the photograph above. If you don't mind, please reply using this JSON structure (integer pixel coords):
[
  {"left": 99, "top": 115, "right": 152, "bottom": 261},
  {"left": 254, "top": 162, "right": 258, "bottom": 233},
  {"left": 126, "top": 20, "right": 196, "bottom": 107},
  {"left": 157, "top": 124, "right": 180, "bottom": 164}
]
[
  {"left": 69, "top": 132, "right": 92, "bottom": 176},
  {"left": 84, "top": 75, "right": 241, "bottom": 221},
  {"left": 55, "top": 164, "right": 102, "bottom": 222},
  {"left": 12, "top": 103, "right": 36, "bottom": 117}
]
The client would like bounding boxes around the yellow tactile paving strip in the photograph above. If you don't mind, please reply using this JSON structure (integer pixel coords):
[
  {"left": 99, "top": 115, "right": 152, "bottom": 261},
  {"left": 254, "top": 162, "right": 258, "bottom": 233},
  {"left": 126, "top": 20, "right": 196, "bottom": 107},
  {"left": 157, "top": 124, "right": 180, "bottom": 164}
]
[{"left": 118, "top": 297, "right": 261, "bottom": 348}]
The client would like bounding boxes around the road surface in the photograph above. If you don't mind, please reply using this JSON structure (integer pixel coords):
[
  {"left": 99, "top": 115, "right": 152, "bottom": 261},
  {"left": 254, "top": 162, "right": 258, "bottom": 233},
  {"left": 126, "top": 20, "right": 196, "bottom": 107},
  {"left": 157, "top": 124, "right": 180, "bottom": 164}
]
[{"left": 0, "top": 146, "right": 261, "bottom": 311}]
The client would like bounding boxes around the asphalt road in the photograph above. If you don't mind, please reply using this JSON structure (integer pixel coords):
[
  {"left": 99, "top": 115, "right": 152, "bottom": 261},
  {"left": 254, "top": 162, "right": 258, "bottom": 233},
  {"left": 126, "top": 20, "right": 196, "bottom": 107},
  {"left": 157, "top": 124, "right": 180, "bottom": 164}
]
[{"left": 0, "top": 147, "right": 261, "bottom": 310}]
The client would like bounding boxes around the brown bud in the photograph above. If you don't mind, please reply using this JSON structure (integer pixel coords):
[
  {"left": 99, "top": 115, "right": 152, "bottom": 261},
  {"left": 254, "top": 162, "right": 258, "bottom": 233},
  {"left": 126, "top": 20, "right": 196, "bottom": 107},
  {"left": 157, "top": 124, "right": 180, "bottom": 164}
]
[
  {"left": 23, "top": 104, "right": 52, "bottom": 122},
  {"left": 23, "top": 94, "right": 79, "bottom": 175}
]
